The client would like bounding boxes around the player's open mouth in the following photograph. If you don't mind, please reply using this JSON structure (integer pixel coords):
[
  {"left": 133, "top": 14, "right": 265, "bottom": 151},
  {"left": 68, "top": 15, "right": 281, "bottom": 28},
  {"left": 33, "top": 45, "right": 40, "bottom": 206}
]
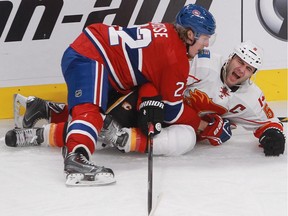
[{"left": 232, "top": 72, "right": 240, "bottom": 79}]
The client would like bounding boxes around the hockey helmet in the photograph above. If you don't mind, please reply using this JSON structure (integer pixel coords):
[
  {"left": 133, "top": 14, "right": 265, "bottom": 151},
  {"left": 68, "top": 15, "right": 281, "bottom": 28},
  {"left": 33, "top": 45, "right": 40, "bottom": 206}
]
[
  {"left": 176, "top": 4, "right": 216, "bottom": 37},
  {"left": 233, "top": 40, "right": 263, "bottom": 71}
]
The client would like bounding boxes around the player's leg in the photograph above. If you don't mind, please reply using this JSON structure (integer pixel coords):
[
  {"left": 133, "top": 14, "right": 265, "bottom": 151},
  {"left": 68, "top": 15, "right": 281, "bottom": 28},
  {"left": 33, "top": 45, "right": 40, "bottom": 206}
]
[
  {"left": 22, "top": 96, "right": 68, "bottom": 128},
  {"left": 153, "top": 125, "right": 196, "bottom": 156},
  {"left": 6, "top": 86, "right": 136, "bottom": 149},
  {"left": 117, "top": 124, "right": 197, "bottom": 156},
  {"left": 5, "top": 122, "right": 65, "bottom": 147},
  {"left": 61, "top": 47, "right": 115, "bottom": 185}
]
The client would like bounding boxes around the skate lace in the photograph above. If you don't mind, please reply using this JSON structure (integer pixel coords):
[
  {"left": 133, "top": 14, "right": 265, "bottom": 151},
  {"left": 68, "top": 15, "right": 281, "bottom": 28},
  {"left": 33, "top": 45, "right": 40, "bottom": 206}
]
[
  {"left": 15, "top": 129, "right": 38, "bottom": 146},
  {"left": 48, "top": 102, "right": 65, "bottom": 113},
  {"left": 79, "top": 154, "right": 98, "bottom": 167}
]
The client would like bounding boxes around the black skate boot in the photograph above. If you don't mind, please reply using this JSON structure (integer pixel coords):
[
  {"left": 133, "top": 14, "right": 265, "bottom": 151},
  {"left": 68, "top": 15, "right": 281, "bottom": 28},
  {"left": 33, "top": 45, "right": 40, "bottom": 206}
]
[
  {"left": 64, "top": 151, "right": 115, "bottom": 186},
  {"left": 23, "top": 96, "right": 65, "bottom": 128},
  {"left": 99, "top": 115, "right": 129, "bottom": 148},
  {"left": 5, "top": 127, "right": 44, "bottom": 147}
]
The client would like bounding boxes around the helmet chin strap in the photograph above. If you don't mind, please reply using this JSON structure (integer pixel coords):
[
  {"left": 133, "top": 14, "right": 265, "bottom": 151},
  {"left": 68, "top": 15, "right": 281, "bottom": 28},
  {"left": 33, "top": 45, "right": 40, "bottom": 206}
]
[
  {"left": 186, "top": 29, "right": 197, "bottom": 52},
  {"left": 221, "top": 61, "right": 230, "bottom": 88},
  {"left": 186, "top": 39, "right": 197, "bottom": 57},
  {"left": 190, "top": 38, "right": 197, "bottom": 46}
]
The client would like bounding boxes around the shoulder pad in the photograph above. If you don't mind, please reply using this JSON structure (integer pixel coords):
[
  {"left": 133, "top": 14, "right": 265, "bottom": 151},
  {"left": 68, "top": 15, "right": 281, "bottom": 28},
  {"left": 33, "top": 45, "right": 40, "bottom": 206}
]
[{"left": 198, "top": 49, "right": 210, "bottom": 58}]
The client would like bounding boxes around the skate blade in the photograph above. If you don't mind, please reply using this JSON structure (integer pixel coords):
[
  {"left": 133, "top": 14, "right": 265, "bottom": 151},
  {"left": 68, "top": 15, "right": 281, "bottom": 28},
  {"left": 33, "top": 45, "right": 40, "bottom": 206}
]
[{"left": 65, "top": 173, "right": 116, "bottom": 187}]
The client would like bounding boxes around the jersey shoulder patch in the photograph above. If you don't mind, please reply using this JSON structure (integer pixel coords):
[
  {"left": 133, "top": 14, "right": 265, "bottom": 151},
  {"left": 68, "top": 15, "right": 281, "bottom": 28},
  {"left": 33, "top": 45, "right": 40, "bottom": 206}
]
[{"left": 198, "top": 49, "right": 210, "bottom": 58}]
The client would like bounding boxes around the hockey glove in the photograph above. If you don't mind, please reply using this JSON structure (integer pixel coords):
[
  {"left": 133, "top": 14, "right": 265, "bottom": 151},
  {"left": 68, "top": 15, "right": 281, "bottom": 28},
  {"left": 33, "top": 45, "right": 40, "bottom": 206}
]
[
  {"left": 138, "top": 96, "right": 164, "bottom": 136},
  {"left": 259, "top": 128, "right": 285, "bottom": 156},
  {"left": 199, "top": 114, "right": 232, "bottom": 146}
]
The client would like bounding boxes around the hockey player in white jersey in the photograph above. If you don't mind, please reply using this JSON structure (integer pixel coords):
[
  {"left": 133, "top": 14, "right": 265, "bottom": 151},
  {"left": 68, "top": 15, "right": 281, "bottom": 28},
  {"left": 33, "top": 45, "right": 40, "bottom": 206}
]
[
  {"left": 182, "top": 40, "right": 285, "bottom": 156},
  {"left": 5, "top": 41, "right": 285, "bottom": 158}
]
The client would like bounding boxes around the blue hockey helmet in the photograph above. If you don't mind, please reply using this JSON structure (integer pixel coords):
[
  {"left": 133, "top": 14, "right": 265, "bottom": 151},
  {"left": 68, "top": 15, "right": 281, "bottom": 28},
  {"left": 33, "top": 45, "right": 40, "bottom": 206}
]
[{"left": 176, "top": 4, "right": 216, "bottom": 37}]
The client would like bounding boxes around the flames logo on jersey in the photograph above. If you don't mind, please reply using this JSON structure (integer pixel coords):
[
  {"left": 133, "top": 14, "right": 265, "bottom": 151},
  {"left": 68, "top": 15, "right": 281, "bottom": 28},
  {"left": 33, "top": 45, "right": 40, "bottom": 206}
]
[{"left": 184, "top": 89, "right": 228, "bottom": 115}]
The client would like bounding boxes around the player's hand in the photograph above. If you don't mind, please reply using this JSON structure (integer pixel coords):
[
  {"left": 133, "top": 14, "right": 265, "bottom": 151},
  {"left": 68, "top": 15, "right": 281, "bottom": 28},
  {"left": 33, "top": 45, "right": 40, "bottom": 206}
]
[
  {"left": 199, "top": 114, "right": 232, "bottom": 145},
  {"left": 138, "top": 96, "right": 164, "bottom": 136},
  {"left": 259, "top": 128, "right": 285, "bottom": 156}
]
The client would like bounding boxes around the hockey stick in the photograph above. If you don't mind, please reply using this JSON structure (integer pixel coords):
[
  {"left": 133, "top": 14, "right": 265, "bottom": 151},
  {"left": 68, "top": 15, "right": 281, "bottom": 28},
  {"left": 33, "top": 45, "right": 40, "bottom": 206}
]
[
  {"left": 148, "top": 192, "right": 163, "bottom": 216},
  {"left": 147, "top": 123, "right": 155, "bottom": 215},
  {"left": 278, "top": 117, "right": 287, "bottom": 123}
]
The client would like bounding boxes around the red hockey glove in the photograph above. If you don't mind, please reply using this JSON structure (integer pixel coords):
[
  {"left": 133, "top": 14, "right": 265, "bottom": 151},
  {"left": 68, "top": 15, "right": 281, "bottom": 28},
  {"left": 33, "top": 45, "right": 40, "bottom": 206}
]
[
  {"left": 259, "top": 128, "right": 285, "bottom": 156},
  {"left": 198, "top": 114, "right": 232, "bottom": 146},
  {"left": 138, "top": 96, "right": 164, "bottom": 136}
]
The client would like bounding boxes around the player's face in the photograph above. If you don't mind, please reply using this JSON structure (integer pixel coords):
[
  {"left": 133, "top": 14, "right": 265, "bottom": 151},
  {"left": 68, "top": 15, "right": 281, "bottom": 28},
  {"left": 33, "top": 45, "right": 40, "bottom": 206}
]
[
  {"left": 187, "top": 33, "right": 212, "bottom": 58},
  {"left": 225, "top": 55, "right": 255, "bottom": 87},
  {"left": 196, "top": 34, "right": 215, "bottom": 47}
]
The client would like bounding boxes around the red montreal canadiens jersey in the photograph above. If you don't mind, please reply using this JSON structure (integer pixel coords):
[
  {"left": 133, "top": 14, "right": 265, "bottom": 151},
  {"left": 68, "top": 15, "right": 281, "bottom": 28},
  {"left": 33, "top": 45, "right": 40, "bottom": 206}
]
[{"left": 70, "top": 23, "right": 190, "bottom": 123}]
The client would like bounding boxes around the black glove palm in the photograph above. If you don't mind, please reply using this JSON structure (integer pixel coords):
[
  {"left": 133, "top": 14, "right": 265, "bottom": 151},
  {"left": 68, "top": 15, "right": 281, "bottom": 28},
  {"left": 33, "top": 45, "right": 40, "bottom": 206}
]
[
  {"left": 259, "top": 128, "right": 285, "bottom": 156},
  {"left": 138, "top": 96, "right": 164, "bottom": 136}
]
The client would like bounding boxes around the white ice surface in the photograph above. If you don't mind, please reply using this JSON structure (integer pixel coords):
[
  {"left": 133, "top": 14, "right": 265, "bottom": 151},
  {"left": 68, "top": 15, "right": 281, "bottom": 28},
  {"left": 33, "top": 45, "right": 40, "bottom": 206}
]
[{"left": 0, "top": 101, "right": 287, "bottom": 216}]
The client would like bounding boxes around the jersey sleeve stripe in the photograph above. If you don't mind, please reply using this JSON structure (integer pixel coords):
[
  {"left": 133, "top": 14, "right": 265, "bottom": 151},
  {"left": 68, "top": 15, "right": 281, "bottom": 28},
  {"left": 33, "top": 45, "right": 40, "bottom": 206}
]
[
  {"left": 121, "top": 40, "right": 138, "bottom": 85},
  {"left": 124, "top": 43, "right": 148, "bottom": 85},
  {"left": 84, "top": 28, "right": 125, "bottom": 90},
  {"left": 119, "top": 26, "right": 146, "bottom": 86},
  {"left": 138, "top": 49, "right": 143, "bottom": 71},
  {"left": 163, "top": 100, "right": 184, "bottom": 123}
]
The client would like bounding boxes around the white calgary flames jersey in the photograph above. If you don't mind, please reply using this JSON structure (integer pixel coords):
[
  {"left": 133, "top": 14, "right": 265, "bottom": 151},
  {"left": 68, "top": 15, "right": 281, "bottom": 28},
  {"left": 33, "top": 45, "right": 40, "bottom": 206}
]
[{"left": 184, "top": 50, "right": 280, "bottom": 132}]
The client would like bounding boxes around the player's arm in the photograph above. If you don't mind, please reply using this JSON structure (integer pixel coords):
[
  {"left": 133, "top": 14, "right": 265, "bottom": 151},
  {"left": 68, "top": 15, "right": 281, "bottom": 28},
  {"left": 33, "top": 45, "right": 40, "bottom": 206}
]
[
  {"left": 251, "top": 94, "right": 285, "bottom": 156},
  {"left": 228, "top": 91, "right": 285, "bottom": 156},
  {"left": 174, "top": 104, "right": 232, "bottom": 145},
  {"left": 106, "top": 83, "right": 165, "bottom": 136},
  {"left": 136, "top": 83, "right": 165, "bottom": 136}
]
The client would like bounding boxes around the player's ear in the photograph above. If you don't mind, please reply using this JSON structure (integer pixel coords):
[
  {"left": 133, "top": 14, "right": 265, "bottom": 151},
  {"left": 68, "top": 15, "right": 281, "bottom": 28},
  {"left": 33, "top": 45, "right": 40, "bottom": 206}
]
[{"left": 186, "top": 29, "right": 195, "bottom": 45}]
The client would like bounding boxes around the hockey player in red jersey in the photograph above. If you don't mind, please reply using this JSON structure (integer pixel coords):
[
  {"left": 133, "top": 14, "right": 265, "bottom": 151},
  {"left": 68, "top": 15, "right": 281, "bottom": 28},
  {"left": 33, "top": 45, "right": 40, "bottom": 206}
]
[{"left": 5, "top": 4, "right": 216, "bottom": 186}]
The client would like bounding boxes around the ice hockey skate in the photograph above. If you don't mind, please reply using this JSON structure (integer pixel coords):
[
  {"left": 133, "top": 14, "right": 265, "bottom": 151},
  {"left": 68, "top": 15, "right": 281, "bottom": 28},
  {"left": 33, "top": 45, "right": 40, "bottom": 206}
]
[
  {"left": 98, "top": 115, "right": 129, "bottom": 148},
  {"left": 5, "top": 127, "right": 44, "bottom": 147},
  {"left": 14, "top": 94, "right": 28, "bottom": 128},
  {"left": 64, "top": 151, "right": 116, "bottom": 186},
  {"left": 13, "top": 94, "right": 66, "bottom": 128}
]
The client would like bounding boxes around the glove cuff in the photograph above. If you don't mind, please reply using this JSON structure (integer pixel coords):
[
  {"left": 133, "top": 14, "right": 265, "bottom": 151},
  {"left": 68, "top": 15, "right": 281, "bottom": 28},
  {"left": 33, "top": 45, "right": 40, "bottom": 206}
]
[
  {"left": 254, "top": 122, "right": 283, "bottom": 138},
  {"left": 138, "top": 96, "right": 164, "bottom": 111}
]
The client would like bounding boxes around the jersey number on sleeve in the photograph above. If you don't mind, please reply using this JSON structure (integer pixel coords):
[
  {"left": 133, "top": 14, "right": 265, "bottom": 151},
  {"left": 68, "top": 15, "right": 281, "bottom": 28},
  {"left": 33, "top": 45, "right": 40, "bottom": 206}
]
[
  {"left": 258, "top": 96, "right": 274, "bottom": 118},
  {"left": 174, "top": 82, "right": 185, "bottom": 97}
]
